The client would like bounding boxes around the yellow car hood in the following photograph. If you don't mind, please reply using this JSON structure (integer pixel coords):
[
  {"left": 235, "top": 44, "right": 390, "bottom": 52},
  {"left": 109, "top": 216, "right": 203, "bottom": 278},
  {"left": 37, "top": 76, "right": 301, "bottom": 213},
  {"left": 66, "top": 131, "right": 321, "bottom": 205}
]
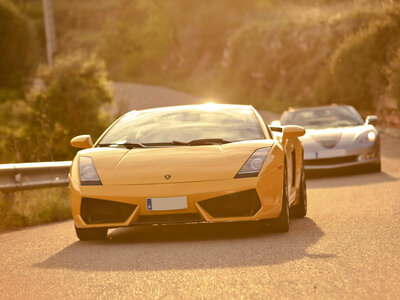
[{"left": 79, "top": 140, "right": 274, "bottom": 185}]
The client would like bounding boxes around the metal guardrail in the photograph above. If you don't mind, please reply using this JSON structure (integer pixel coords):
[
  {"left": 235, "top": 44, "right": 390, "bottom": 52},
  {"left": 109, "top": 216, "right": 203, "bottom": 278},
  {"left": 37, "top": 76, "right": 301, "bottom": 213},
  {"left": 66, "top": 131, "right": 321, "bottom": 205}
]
[{"left": 0, "top": 161, "right": 71, "bottom": 194}]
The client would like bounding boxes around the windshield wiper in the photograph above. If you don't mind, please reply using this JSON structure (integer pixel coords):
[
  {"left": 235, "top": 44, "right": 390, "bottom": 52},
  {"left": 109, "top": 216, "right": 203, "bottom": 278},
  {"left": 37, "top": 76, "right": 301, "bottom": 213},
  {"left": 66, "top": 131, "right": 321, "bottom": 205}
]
[
  {"left": 172, "top": 138, "right": 232, "bottom": 146},
  {"left": 98, "top": 142, "right": 146, "bottom": 148},
  {"left": 99, "top": 139, "right": 232, "bottom": 148}
]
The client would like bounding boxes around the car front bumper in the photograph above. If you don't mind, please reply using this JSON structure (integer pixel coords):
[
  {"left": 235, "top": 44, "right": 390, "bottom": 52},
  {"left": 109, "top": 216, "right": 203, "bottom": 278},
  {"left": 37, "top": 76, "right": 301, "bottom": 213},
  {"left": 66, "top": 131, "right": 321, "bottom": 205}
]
[
  {"left": 70, "top": 167, "right": 284, "bottom": 229},
  {"left": 304, "top": 143, "right": 380, "bottom": 170}
]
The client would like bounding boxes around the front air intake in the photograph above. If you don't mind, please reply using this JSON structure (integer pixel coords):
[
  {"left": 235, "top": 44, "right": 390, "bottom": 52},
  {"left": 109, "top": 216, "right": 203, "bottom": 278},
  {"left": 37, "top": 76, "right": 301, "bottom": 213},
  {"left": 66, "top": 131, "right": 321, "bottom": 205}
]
[
  {"left": 198, "top": 189, "right": 261, "bottom": 218},
  {"left": 81, "top": 198, "right": 136, "bottom": 224}
]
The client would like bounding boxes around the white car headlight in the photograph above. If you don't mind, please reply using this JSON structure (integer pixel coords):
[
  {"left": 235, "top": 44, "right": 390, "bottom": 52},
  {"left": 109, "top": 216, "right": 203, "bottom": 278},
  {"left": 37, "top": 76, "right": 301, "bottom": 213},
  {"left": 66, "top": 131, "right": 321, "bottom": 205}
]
[
  {"left": 79, "top": 156, "right": 102, "bottom": 185},
  {"left": 235, "top": 147, "right": 271, "bottom": 178},
  {"left": 367, "top": 131, "right": 376, "bottom": 141},
  {"left": 356, "top": 131, "right": 377, "bottom": 143}
]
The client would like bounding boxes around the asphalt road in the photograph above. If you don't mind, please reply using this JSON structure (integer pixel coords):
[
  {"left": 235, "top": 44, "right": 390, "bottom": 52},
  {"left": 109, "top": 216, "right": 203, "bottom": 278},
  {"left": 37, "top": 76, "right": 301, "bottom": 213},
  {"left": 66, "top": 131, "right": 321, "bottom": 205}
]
[
  {"left": 1, "top": 136, "right": 399, "bottom": 299},
  {"left": 110, "top": 82, "right": 281, "bottom": 124}
]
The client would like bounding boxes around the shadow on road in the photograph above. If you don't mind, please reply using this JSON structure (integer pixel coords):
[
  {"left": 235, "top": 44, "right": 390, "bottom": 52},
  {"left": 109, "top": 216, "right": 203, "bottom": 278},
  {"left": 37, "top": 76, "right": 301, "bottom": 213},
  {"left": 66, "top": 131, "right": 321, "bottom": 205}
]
[
  {"left": 307, "top": 170, "right": 398, "bottom": 189},
  {"left": 35, "top": 218, "right": 334, "bottom": 271}
]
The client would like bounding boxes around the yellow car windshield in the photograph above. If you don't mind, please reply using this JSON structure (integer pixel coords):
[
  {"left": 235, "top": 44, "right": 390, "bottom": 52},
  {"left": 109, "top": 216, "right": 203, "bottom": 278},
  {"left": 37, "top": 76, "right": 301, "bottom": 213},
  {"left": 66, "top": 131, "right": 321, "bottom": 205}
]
[{"left": 99, "top": 107, "right": 266, "bottom": 145}]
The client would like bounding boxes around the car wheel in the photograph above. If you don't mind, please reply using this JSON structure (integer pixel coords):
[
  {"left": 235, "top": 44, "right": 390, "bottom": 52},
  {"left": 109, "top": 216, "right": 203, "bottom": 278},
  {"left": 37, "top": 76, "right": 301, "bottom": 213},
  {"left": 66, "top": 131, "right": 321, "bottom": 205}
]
[
  {"left": 290, "top": 165, "right": 307, "bottom": 218},
  {"left": 75, "top": 226, "right": 108, "bottom": 241},
  {"left": 269, "top": 164, "right": 289, "bottom": 232},
  {"left": 367, "top": 161, "right": 381, "bottom": 173}
]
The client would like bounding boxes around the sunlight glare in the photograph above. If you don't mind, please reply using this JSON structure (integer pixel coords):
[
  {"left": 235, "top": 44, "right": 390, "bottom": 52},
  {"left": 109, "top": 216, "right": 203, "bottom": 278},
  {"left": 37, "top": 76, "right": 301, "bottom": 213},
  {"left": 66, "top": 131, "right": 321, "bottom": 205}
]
[{"left": 202, "top": 101, "right": 218, "bottom": 111}]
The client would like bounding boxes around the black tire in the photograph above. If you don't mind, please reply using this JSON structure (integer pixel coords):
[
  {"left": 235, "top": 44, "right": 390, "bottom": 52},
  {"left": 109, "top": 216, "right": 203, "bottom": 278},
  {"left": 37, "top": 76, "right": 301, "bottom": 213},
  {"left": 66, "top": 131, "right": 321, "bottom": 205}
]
[
  {"left": 367, "top": 161, "right": 381, "bottom": 173},
  {"left": 290, "top": 165, "right": 307, "bottom": 218},
  {"left": 75, "top": 226, "right": 108, "bottom": 241},
  {"left": 269, "top": 165, "right": 290, "bottom": 232}
]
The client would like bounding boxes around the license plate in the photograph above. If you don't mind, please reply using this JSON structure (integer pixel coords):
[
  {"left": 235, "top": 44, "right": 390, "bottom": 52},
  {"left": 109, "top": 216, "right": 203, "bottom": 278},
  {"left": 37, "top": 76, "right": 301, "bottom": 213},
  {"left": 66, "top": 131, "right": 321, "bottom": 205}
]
[
  {"left": 146, "top": 196, "right": 188, "bottom": 211},
  {"left": 317, "top": 149, "right": 346, "bottom": 159},
  {"left": 304, "top": 152, "right": 316, "bottom": 160}
]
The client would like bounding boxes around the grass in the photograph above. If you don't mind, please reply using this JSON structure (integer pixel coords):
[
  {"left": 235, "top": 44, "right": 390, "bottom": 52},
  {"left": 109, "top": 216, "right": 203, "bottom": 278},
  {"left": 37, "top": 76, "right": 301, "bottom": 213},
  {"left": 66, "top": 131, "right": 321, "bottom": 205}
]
[{"left": 0, "top": 187, "right": 71, "bottom": 231}]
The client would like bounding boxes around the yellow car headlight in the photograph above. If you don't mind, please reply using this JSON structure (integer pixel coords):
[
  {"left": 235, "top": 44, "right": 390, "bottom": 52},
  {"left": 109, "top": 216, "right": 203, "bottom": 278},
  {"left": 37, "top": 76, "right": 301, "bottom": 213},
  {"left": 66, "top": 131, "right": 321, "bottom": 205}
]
[
  {"left": 79, "top": 156, "right": 102, "bottom": 185},
  {"left": 235, "top": 147, "right": 271, "bottom": 178}
]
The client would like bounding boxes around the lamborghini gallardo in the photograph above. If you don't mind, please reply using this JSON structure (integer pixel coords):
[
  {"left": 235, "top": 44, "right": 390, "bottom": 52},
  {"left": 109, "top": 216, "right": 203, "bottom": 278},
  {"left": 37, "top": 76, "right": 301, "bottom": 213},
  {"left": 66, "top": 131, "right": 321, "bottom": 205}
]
[{"left": 69, "top": 104, "right": 306, "bottom": 240}]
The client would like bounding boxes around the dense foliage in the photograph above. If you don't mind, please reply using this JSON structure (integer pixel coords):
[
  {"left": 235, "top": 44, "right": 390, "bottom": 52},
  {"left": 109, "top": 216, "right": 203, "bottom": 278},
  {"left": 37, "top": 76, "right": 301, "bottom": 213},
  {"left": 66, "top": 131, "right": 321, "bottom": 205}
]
[
  {"left": 10, "top": 0, "right": 400, "bottom": 113},
  {"left": 385, "top": 48, "right": 400, "bottom": 109},
  {"left": 326, "top": 14, "right": 400, "bottom": 109},
  {"left": 0, "top": 53, "right": 112, "bottom": 163}
]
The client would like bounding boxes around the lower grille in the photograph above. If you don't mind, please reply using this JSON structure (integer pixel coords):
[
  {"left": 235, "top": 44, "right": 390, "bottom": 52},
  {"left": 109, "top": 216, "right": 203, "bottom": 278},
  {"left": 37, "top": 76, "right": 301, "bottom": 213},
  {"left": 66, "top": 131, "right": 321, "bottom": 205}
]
[
  {"left": 81, "top": 198, "right": 137, "bottom": 224},
  {"left": 137, "top": 213, "right": 204, "bottom": 224},
  {"left": 198, "top": 189, "right": 261, "bottom": 218},
  {"left": 305, "top": 155, "right": 358, "bottom": 166}
]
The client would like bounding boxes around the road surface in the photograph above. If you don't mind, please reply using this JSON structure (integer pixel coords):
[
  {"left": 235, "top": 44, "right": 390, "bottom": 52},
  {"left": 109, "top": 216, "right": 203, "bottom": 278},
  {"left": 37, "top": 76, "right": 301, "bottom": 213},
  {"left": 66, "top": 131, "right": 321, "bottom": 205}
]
[{"left": 110, "top": 82, "right": 281, "bottom": 124}]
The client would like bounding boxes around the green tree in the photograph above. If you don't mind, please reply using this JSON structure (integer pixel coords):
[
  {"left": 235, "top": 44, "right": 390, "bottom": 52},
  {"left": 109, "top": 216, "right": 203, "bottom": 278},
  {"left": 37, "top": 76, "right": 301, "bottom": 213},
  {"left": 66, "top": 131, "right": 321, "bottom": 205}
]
[
  {"left": 327, "top": 15, "right": 400, "bottom": 109},
  {"left": 4, "top": 53, "right": 113, "bottom": 162}
]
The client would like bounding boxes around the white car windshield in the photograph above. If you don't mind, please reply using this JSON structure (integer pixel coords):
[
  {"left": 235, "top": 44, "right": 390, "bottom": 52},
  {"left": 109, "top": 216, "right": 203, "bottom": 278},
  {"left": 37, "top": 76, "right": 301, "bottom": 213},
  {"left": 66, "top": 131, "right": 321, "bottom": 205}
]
[
  {"left": 98, "top": 106, "right": 266, "bottom": 146},
  {"left": 281, "top": 106, "right": 364, "bottom": 129}
]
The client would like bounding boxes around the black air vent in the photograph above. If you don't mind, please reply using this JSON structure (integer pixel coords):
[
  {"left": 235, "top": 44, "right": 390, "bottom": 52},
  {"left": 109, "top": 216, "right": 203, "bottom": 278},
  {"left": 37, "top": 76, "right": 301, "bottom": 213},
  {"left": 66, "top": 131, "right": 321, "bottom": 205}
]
[
  {"left": 81, "top": 198, "right": 136, "bottom": 224},
  {"left": 198, "top": 189, "right": 261, "bottom": 218}
]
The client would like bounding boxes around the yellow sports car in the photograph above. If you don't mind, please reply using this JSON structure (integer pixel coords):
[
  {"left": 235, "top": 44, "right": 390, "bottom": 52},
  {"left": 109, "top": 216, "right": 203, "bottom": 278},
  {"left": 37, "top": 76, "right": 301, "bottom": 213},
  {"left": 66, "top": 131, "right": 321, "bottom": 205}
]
[{"left": 69, "top": 104, "right": 306, "bottom": 240}]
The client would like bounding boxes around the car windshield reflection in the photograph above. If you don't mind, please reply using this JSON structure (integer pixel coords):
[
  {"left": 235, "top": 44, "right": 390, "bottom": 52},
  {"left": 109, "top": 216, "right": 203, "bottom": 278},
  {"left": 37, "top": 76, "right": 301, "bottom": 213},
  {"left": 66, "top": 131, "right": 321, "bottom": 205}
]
[
  {"left": 99, "top": 106, "right": 266, "bottom": 146},
  {"left": 281, "top": 106, "right": 364, "bottom": 129}
]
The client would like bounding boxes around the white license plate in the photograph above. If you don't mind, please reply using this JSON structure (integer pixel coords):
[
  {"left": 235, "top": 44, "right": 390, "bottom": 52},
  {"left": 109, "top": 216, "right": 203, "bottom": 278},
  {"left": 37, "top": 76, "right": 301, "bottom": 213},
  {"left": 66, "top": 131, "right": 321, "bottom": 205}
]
[
  {"left": 146, "top": 196, "right": 187, "bottom": 211},
  {"left": 304, "top": 152, "right": 316, "bottom": 160},
  {"left": 317, "top": 149, "right": 346, "bottom": 159}
]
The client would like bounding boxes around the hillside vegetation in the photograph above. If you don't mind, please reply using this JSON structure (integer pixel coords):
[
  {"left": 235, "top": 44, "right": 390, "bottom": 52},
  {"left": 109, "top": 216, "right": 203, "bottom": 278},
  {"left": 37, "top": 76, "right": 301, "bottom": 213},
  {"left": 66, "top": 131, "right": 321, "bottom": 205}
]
[
  {"left": 12, "top": 0, "right": 398, "bottom": 113},
  {"left": 4, "top": 0, "right": 400, "bottom": 128}
]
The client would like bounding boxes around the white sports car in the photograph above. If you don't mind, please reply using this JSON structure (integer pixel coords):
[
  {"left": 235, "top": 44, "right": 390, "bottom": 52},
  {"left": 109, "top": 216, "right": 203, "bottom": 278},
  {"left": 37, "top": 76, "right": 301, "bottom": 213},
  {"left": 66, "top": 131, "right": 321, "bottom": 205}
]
[{"left": 274, "top": 105, "right": 380, "bottom": 172}]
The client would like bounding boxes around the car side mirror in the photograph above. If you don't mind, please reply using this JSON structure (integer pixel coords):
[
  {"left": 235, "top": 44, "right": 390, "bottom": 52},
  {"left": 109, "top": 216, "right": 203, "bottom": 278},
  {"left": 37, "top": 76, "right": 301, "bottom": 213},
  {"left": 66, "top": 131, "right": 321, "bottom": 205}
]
[
  {"left": 366, "top": 115, "right": 378, "bottom": 126},
  {"left": 70, "top": 135, "right": 93, "bottom": 149},
  {"left": 282, "top": 125, "right": 306, "bottom": 141}
]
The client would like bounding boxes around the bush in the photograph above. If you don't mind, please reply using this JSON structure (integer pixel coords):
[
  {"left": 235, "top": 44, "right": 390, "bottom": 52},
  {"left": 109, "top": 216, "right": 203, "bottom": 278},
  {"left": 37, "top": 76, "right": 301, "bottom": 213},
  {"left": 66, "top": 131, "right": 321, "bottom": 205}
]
[
  {"left": 386, "top": 47, "right": 400, "bottom": 108},
  {"left": 4, "top": 53, "right": 113, "bottom": 162},
  {"left": 221, "top": 21, "right": 331, "bottom": 107},
  {"left": 218, "top": 6, "right": 387, "bottom": 110},
  {"left": 0, "top": 0, "right": 38, "bottom": 92},
  {"left": 326, "top": 15, "right": 400, "bottom": 109}
]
